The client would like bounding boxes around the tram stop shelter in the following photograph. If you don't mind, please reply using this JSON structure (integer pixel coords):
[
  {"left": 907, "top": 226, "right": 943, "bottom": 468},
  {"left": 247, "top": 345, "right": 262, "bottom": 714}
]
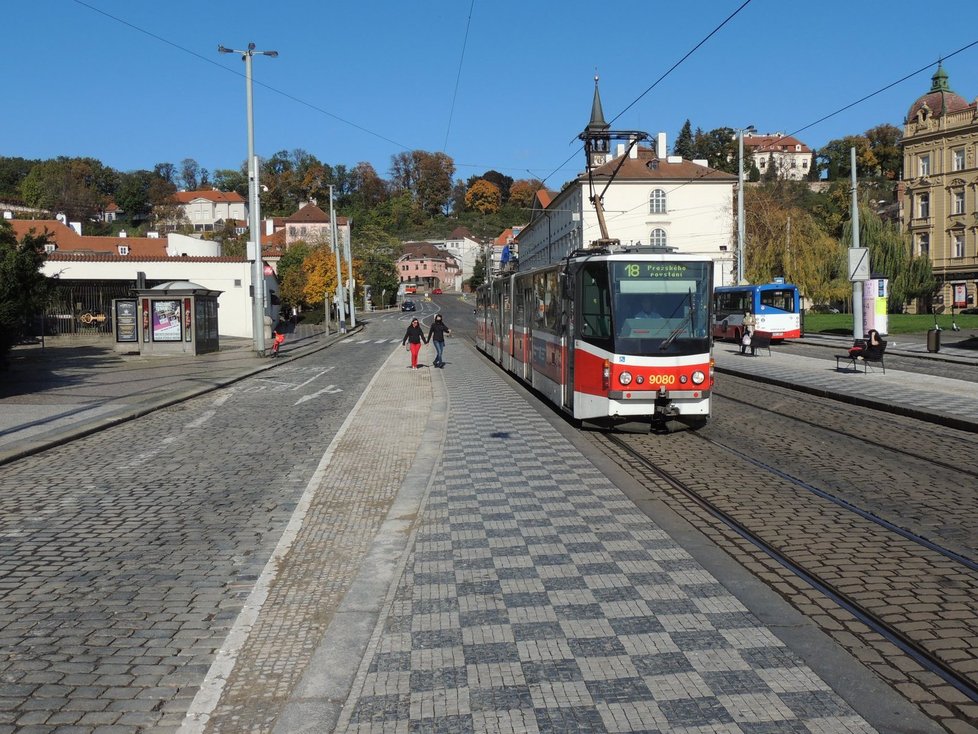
[{"left": 113, "top": 281, "right": 222, "bottom": 356}]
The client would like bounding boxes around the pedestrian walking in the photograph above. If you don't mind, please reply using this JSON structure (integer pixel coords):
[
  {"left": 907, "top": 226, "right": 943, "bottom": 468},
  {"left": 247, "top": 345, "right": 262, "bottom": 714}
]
[
  {"left": 427, "top": 314, "right": 451, "bottom": 368},
  {"left": 271, "top": 318, "right": 286, "bottom": 357},
  {"left": 402, "top": 317, "right": 427, "bottom": 369}
]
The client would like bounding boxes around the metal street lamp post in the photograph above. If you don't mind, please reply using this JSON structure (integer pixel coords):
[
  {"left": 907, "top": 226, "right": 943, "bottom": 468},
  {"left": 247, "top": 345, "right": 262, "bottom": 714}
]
[
  {"left": 218, "top": 42, "right": 278, "bottom": 355},
  {"left": 736, "top": 125, "right": 755, "bottom": 285}
]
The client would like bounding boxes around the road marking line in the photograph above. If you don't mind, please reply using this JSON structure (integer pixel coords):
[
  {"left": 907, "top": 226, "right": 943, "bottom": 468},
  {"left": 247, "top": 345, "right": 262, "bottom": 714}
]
[
  {"left": 186, "top": 410, "right": 216, "bottom": 429},
  {"left": 294, "top": 385, "right": 342, "bottom": 405}
]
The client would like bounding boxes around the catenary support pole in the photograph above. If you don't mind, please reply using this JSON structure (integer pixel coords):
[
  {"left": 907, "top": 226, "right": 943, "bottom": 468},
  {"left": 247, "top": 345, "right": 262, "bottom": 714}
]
[{"left": 851, "top": 147, "right": 863, "bottom": 341}]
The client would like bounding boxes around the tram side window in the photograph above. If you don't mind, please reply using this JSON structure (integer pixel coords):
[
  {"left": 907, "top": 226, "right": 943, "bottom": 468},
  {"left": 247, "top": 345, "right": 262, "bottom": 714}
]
[{"left": 579, "top": 264, "right": 611, "bottom": 338}]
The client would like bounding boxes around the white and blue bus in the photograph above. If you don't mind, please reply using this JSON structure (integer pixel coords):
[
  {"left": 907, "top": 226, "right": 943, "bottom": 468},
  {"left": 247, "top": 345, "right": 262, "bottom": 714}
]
[{"left": 713, "top": 281, "right": 801, "bottom": 342}]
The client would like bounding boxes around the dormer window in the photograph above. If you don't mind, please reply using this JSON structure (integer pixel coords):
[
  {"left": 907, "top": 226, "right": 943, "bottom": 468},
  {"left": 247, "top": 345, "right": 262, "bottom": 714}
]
[
  {"left": 118, "top": 245, "right": 130, "bottom": 256},
  {"left": 44, "top": 243, "right": 56, "bottom": 254}
]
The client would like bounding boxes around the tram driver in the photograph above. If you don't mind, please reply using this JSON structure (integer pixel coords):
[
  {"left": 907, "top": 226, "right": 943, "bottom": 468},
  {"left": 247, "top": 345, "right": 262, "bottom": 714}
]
[{"left": 632, "top": 296, "right": 662, "bottom": 319}]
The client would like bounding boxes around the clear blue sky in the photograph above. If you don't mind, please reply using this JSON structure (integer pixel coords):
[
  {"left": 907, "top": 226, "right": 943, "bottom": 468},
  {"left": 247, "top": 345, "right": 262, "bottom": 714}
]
[{"left": 6, "top": 0, "right": 978, "bottom": 189}]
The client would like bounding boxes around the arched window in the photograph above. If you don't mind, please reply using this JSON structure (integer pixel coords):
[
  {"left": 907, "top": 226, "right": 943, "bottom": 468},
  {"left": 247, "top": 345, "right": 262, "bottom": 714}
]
[
  {"left": 651, "top": 228, "right": 667, "bottom": 247},
  {"left": 649, "top": 189, "right": 667, "bottom": 214}
]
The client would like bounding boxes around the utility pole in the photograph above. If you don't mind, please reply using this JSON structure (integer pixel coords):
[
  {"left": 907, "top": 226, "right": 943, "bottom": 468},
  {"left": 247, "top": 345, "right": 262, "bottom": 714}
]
[
  {"left": 218, "top": 42, "right": 278, "bottom": 355},
  {"left": 851, "top": 147, "right": 864, "bottom": 340},
  {"left": 736, "top": 125, "right": 755, "bottom": 285},
  {"left": 329, "top": 185, "right": 346, "bottom": 333}
]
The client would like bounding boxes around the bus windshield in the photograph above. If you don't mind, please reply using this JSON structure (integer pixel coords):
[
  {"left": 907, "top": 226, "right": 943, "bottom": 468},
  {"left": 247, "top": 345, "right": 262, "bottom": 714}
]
[{"left": 611, "top": 261, "right": 712, "bottom": 354}]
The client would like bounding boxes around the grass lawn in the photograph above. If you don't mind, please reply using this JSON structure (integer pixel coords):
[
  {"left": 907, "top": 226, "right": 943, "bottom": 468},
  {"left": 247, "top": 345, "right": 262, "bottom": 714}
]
[{"left": 803, "top": 313, "right": 978, "bottom": 335}]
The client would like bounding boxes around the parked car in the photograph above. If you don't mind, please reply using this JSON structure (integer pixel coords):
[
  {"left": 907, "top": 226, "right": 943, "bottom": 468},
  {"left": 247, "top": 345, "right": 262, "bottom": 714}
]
[
  {"left": 401, "top": 300, "right": 416, "bottom": 312},
  {"left": 960, "top": 307, "right": 978, "bottom": 314},
  {"left": 811, "top": 304, "right": 840, "bottom": 314},
  {"left": 432, "top": 288, "right": 443, "bottom": 295}
]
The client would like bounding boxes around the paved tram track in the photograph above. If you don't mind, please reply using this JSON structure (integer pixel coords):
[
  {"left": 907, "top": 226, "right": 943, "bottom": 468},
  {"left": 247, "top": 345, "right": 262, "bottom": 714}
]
[{"left": 584, "top": 380, "right": 978, "bottom": 732}]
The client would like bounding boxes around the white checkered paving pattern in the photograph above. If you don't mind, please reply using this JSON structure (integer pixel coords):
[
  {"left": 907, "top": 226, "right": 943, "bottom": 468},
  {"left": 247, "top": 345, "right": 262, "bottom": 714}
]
[{"left": 336, "top": 346, "right": 875, "bottom": 733}]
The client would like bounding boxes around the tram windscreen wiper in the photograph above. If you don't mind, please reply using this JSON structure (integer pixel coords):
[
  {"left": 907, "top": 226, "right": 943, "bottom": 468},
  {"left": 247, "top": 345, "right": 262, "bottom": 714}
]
[{"left": 659, "top": 288, "right": 693, "bottom": 350}]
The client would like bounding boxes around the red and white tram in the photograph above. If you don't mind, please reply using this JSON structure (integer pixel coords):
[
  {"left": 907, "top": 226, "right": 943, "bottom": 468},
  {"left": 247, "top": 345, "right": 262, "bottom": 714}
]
[{"left": 476, "top": 246, "right": 715, "bottom": 431}]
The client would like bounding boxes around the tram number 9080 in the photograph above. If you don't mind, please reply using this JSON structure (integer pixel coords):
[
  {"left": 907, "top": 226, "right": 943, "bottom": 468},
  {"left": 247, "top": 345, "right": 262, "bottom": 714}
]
[{"left": 637, "top": 373, "right": 676, "bottom": 385}]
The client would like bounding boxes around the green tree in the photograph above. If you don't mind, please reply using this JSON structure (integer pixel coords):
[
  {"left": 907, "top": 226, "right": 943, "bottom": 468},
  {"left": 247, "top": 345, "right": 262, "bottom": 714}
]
[
  {"left": 673, "top": 119, "right": 695, "bottom": 159},
  {"left": 842, "top": 203, "right": 934, "bottom": 311},
  {"left": 864, "top": 123, "right": 902, "bottom": 179},
  {"left": 20, "top": 157, "right": 116, "bottom": 220},
  {"left": 351, "top": 224, "right": 400, "bottom": 307},
  {"left": 389, "top": 150, "right": 455, "bottom": 217},
  {"left": 0, "top": 221, "right": 51, "bottom": 366},
  {"left": 0, "top": 157, "right": 39, "bottom": 202},
  {"left": 115, "top": 170, "right": 159, "bottom": 225},
  {"left": 212, "top": 167, "right": 248, "bottom": 197},
  {"left": 277, "top": 242, "right": 312, "bottom": 308},
  {"left": 816, "top": 135, "right": 874, "bottom": 180},
  {"left": 745, "top": 183, "right": 847, "bottom": 306}
]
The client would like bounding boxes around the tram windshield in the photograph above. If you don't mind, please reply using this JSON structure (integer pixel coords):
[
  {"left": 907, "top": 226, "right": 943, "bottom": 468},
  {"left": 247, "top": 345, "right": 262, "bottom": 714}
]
[{"left": 611, "top": 261, "right": 712, "bottom": 354}]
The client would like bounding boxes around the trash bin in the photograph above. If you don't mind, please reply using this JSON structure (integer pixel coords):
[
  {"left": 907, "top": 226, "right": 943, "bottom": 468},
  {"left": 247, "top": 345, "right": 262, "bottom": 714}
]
[{"left": 927, "top": 328, "right": 941, "bottom": 353}]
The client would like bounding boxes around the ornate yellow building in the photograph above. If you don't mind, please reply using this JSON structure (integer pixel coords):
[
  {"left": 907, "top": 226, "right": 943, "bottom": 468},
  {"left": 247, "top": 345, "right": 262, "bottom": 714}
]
[{"left": 901, "top": 64, "right": 978, "bottom": 311}]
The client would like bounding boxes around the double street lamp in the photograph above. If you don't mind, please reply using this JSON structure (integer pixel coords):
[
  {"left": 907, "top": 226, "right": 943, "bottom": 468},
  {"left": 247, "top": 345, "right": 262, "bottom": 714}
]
[
  {"left": 736, "top": 125, "right": 756, "bottom": 285},
  {"left": 218, "top": 42, "right": 278, "bottom": 354}
]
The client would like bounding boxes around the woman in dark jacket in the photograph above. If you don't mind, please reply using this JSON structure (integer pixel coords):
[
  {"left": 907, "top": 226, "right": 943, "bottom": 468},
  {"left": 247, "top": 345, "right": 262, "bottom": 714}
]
[
  {"left": 426, "top": 314, "right": 451, "bottom": 368},
  {"left": 402, "top": 318, "right": 427, "bottom": 369}
]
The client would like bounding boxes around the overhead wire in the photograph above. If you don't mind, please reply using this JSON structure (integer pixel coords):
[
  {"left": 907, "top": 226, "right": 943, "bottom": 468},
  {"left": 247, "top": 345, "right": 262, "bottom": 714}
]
[
  {"left": 536, "top": 0, "right": 755, "bottom": 188},
  {"left": 443, "top": 0, "right": 476, "bottom": 153}
]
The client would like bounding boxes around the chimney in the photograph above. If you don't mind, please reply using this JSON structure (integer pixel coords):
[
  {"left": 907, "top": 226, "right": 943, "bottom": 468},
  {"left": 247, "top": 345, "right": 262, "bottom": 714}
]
[
  {"left": 616, "top": 143, "right": 625, "bottom": 158},
  {"left": 629, "top": 136, "right": 638, "bottom": 159},
  {"left": 3, "top": 211, "right": 12, "bottom": 220},
  {"left": 69, "top": 222, "right": 82, "bottom": 236},
  {"left": 265, "top": 219, "right": 274, "bottom": 236},
  {"left": 657, "top": 132, "right": 667, "bottom": 159},
  {"left": 119, "top": 230, "right": 127, "bottom": 238}
]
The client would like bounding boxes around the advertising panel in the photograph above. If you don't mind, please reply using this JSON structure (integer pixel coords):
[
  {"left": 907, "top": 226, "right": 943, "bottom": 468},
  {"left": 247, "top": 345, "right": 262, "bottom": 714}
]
[
  {"left": 862, "top": 278, "right": 888, "bottom": 335},
  {"left": 152, "top": 299, "right": 182, "bottom": 342}
]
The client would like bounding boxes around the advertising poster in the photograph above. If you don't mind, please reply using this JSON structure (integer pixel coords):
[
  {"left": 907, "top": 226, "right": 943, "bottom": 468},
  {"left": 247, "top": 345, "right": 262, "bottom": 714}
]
[
  {"left": 152, "top": 299, "right": 182, "bottom": 341},
  {"left": 115, "top": 300, "right": 137, "bottom": 342},
  {"left": 953, "top": 283, "right": 967, "bottom": 308}
]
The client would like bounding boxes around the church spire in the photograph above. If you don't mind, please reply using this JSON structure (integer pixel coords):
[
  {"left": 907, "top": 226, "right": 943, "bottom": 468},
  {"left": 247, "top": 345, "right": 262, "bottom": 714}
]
[{"left": 586, "top": 74, "right": 609, "bottom": 133}]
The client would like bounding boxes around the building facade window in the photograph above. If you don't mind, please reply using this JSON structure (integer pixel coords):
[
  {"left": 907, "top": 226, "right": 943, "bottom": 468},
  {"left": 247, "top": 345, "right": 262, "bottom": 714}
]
[
  {"left": 918, "top": 233, "right": 930, "bottom": 256},
  {"left": 649, "top": 189, "right": 666, "bottom": 214},
  {"left": 953, "top": 148, "right": 965, "bottom": 171},
  {"left": 650, "top": 228, "right": 667, "bottom": 247},
  {"left": 953, "top": 190, "right": 966, "bottom": 215},
  {"left": 954, "top": 234, "right": 965, "bottom": 258},
  {"left": 918, "top": 192, "right": 930, "bottom": 219},
  {"left": 918, "top": 154, "right": 930, "bottom": 177}
]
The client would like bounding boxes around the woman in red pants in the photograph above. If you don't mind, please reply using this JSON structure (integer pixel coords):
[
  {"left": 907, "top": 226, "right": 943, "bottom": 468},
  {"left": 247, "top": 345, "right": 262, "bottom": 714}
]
[{"left": 401, "top": 318, "right": 428, "bottom": 369}]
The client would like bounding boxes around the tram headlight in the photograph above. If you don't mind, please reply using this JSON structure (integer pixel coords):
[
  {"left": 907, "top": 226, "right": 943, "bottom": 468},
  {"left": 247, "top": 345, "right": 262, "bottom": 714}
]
[
  {"left": 635, "top": 375, "right": 644, "bottom": 384},
  {"left": 618, "top": 371, "right": 633, "bottom": 386},
  {"left": 679, "top": 375, "right": 688, "bottom": 384},
  {"left": 691, "top": 370, "right": 706, "bottom": 385}
]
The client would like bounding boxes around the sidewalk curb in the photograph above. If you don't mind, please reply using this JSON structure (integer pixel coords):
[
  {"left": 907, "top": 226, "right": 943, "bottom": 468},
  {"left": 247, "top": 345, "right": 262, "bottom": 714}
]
[{"left": 716, "top": 364, "right": 978, "bottom": 434}]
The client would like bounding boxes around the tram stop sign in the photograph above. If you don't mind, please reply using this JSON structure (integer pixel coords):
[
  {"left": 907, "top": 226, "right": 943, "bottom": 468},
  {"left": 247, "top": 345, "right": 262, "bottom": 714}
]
[{"left": 848, "top": 248, "right": 870, "bottom": 282}]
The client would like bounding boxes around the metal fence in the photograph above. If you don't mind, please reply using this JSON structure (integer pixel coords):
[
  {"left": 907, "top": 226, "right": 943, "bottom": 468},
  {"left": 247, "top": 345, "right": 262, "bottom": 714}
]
[{"left": 33, "top": 281, "right": 140, "bottom": 338}]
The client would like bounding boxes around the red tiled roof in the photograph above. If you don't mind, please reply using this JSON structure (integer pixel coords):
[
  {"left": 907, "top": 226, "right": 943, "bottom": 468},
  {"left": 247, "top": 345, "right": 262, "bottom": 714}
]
[
  {"left": 285, "top": 203, "right": 329, "bottom": 223},
  {"left": 536, "top": 190, "right": 553, "bottom": 208},
  {"left": 171, "top": 189, "right": 246, "bottom": 204},
  {"left": 47, "top": 253, "right": 246, "bottom": 263},
  {"left": 590, "top": 147, "right": 736, "bottom": 181},
  {"left": 494, "top": 228, "right": 514, "bottom": 246},
  {"left": 8, "top": 220, "right": 168, "bottom": 257},
  {"left": 401, "top": 242, "right": 455, "bottom": 260},
  {"left": 743, "top": 134, "right": 812, "bottom": 155}
]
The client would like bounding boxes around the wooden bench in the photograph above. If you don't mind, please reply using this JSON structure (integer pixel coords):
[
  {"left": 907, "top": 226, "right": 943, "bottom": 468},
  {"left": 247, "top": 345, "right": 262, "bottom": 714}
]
[
  {"left": 836, "top": 340, "right": 886, "bottom": 373},
  {"left": 743, "top": 330, "right": 772, "bottom": 356}
]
